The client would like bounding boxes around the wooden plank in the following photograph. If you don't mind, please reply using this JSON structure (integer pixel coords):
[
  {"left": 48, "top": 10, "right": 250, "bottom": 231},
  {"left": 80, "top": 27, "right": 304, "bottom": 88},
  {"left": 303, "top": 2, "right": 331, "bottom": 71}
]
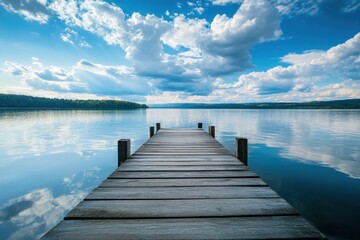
[
  {"left": 135, "top": 149, "right": 230, "bottom": 153},
  {"left": 132, "top": 153, "right": 231, "bottom": 156},
  {"left": 142, "top": 143, "right": 224, "bottom": 146},
  {"left": 126, "top": 158, "right": 241, "bottom": 163},
  {"left": 66, "top": 198, "right": 297, "bottom": 219},
  {"left": 100, "top": 178, "right": 267, "bottom": 187},
  {"left": 121, "top": 161, "right": 242, "bottom": 166},
  {"left": 41, "top": 128, "right": 325, "bottom": 240},
  {"left": 86, "top": 186, "right": 279, "bottom": 200},
  {"left": 42, "top": 216, "right": 325, "bottom": 240},
  {"left": 109, "top": 171, "right": 255, "bottom": 178},
  {"left": 118, "top": 165, "right": 246, "bottom": 171},
  {"left": 139, "top": 144, "right": 225, "bottom": 147},
  {"left": 129, "top": 155, "right": 237, "bottom": 160}
]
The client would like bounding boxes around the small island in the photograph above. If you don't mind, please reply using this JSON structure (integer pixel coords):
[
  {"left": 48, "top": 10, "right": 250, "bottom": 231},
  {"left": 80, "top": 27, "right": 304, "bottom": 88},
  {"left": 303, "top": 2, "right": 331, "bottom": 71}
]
[{"left": 0, "top": 94, "right": 147, "bottom": 110}]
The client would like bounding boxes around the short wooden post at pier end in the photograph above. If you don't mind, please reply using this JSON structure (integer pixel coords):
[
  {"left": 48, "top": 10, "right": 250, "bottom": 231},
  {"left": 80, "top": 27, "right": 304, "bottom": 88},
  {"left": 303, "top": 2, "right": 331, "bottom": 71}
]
[
  {"left": 208, "top": 125, "right": 215, "bottom": 138},
  {"left": 149, "top": 126, "right": 155, "bottom": 138},
  {"left": 236, "top": 137, "right": 248, "bottom": 165},
  {"left": 118, "top": 139, "right": 131, "bottom": 166},
  {"left": 198, "top": 122, "right": 203, "bottom": 128},
  {"left": 156, "top": 123, "right": 161, "bottom": 132}
]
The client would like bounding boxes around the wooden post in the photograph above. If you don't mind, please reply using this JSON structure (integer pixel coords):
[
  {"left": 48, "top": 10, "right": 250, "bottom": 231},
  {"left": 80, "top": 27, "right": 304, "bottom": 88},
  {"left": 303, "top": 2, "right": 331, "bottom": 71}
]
[
  {"left": 149, "top": 126, "right": 155, "bottom": 138},
  {"left": 118, "top": 139, "right": 131, "bottom": 166},
  {"left": 209, "top": 126, "right": 215, "bottom": 138},
  {"left": 156, "top": 122, "right": 161, "bottom": 132},
  {"left": 236, "top": 137, "right": 248, "bottom": 166},
  {"left": 198, "top": 122, "right": 203, "bottom": 128}
]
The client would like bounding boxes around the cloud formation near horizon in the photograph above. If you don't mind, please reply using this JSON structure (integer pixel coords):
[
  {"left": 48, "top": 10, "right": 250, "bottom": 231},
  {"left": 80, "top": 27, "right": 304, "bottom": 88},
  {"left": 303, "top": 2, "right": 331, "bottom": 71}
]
[{"left": 0, "top": 0, "right": 359, "bottom": 102}]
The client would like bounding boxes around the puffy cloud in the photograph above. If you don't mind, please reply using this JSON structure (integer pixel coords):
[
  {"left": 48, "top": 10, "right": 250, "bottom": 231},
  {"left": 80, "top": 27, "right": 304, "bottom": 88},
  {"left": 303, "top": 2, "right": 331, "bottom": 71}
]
[
  {"left": 201, "top": 0, "right": 281, "bottom": 75},
  {"left": 161, "top": 0, "right": 281, "bottom": 86},
  {"left": 147, "top": 33, "right": 360, "bottom": 103},
  {"left": 0, "top": 0, "right": 50, "bottom": 23},
  {"left": 162, "top": 15, "right": 208, "bottom": 51},
  {"left": 48, "top": 0, "right": 282, "bottom": 94},
  {"left": 49, "top": 0, "right": 128, "bottom": 47},
  {"left": 2, "top": 0, "right": 357, "bottom": 101},
  {"left": 195, "top": 7, "right": 205, "bottom": 14},
  {"left": 222, "top": 33, "right": 360, "bottom": 99},
  {"left": 2, "top": 58, "right": 150, "bottom": 98},
  {"left": 1, "top": 0, "right": 282, "bottom": 95}
]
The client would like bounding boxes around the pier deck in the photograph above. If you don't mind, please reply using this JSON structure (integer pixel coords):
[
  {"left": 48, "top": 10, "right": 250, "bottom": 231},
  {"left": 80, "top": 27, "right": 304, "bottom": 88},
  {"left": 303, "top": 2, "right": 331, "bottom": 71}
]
[{"left": 42, "top": 128, "right": 325, "bottom": 239}]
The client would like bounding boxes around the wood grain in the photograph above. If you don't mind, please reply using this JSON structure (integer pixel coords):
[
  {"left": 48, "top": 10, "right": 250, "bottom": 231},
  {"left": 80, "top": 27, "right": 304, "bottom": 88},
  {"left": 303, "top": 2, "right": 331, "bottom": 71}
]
[{"left": 41, "top": 128, "right": 325, "bottom": 240}]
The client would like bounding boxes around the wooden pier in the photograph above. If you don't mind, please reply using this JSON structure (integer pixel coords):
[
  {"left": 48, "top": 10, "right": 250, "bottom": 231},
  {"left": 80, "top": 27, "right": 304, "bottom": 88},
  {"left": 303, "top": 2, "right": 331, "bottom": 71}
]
[{"left": 42, "top": 125, "right": 325, "bottom": 239}]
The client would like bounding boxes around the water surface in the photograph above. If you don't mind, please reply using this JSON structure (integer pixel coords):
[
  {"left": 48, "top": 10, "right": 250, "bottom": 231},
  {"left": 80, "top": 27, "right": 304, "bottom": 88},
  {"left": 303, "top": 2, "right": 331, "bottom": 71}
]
[{"left": 0, "top": 109, "right": 359, "bottom": 240}]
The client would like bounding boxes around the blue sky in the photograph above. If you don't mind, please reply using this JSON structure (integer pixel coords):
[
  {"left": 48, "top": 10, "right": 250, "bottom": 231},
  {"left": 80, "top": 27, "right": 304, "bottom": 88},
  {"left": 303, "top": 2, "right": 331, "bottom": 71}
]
[{"left": 0, "top": 0, "right": 359, "bottom": 103}]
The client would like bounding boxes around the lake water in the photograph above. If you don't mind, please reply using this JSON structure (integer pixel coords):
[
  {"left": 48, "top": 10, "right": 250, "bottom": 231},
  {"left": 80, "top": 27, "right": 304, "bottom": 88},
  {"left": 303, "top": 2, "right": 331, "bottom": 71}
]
[{"left": 0, "top": 109, "right": 359, "bottom": 240}]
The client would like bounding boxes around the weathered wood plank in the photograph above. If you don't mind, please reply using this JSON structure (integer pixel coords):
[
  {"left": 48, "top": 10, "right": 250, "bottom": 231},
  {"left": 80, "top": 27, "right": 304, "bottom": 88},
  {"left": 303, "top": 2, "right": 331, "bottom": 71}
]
[
  {"left": 118, "top": 165, "right": 246, "bottom": 171},
  {"left": 126, "top": 158, "right": 241, "bottom": 163},
  {"left": 66, "top": 198, "right": 297, "bottom": 219},
  {"left": 135, "top": 150, "right": 230, "bottom": 153},
  {"left": 41, "top": 128, "right": 325, "bottom": 240},
  {"left": 121, "top": 161, "right": 242, "bottom": 166},
  {"left": 132, "top": 153, "right": 231, "bottom": 156},
  {"left": 42, "top": 216, "right": 325, "bottom": 240},
  {"left": 86, "top": 186, "right": 279, "bottom": 200},
  {"left": 110, "top": 171, "right": 255, "bottom": 178},
  {"left": 129, "top": 155, "right": 237, "bottom": 160},
  {"left": 100, "top": 178, "right": 267, "bottom": 187}
]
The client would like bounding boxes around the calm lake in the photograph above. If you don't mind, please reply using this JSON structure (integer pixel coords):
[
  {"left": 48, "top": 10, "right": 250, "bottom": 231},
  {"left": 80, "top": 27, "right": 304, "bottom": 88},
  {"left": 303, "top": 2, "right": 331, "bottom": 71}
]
[{"left": 0, "top": 109, "right": 359, "bottom": 240}]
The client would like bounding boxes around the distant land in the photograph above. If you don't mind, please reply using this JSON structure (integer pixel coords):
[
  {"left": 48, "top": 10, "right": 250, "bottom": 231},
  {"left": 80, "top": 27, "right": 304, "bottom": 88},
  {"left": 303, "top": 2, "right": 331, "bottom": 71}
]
[
  {"left": 0, "top": 94, "right": 147, "bottom": 109},
  {"left": 149, "top": 99, "right": 360, "bottom": 109},
  {"left": 1, "top": 94, "right": 359, "bottom": 110}
]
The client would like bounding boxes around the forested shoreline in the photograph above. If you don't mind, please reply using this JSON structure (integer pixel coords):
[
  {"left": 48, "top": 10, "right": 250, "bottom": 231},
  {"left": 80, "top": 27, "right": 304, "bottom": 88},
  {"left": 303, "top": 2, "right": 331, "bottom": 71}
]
[{"left": 0, "top": 94, "right": 147, "bottom": 109}]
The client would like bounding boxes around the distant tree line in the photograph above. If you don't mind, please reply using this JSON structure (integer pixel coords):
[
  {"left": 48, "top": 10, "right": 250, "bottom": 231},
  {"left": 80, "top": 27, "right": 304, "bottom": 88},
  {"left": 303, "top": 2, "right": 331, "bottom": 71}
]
[
  {"left": 150, "top": 99, "right": 360, "bottom": 109},
  {"left": 0, "top": 94, "right": 148, "bottom": 109}
]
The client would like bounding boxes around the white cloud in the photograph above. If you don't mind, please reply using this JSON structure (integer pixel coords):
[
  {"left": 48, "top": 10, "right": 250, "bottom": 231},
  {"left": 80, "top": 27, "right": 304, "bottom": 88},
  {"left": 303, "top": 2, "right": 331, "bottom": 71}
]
[
  {"left": 0, "top": 0, "right": 50, "bottom": 23},
  {"left": 209, "top": 0, "right": 323, "bottom": 16},
  {"left": 2, "top": 0, "right": 358, "bottom": 102},
  {"left": 1, "top": 0, "right": 282, "bottom": 95},
  {"left": 48, "top": 0, "right": 79, "bottom": 24},
  {"left": 217, "top": 33, "right": 360, "bottom": 100},
  {"left": 3, "top": 62, "right": 30, "bottom": 76},
  {"left": 210, "top": 0, "right": 242, "bottom": 5},
  {"left": 2, "top": 58, "right": 150, "bottom": 99},
  {"left": 194, "top": 7, "right": 205, "bottom": 14},
  {"left": 273, "top": 0, "right": 322, "bottom": 16},
  {"left": 162, "top": 14, "right": 208, "bottom": 51},
  {"left": 147, "top": 32, "right": 360, "bottom": 103},
  {"left": 60, "top": 28, "right": 92, "bottom": 48},
  {"left": 201, "top": 0, "right": 281, "bottom": 75},
  {"left": 343, "top": 0, "right": 360, "bottom": 12},
  {"left": 281, "top": 50, "right": 326, "bottom": 64},
  {"left": 159, "top": 0, "right": 281, "bottom": 86},
  {"left": 49, "top": 0, "right": 128, "bottom": 47}
]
